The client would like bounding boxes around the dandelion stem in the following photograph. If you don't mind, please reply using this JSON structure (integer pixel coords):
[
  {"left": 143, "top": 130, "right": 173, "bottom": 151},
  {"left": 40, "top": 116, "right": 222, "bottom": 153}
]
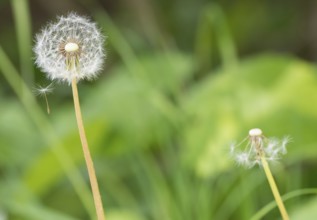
[
  {"left": 44, "top": 94, "right": 50, "bottom": 114},
  {"left": 261, "top": 156, "right": 289, "bottom": 220},
  {"left": 71, "top": 78, "right": 106, "bottom": 220}
]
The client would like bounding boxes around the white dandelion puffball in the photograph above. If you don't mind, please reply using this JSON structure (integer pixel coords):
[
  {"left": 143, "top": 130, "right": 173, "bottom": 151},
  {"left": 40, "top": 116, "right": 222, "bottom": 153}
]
[
  {"left": 230, "top": 128, "right": 290, "bottom": 168},
  {"left": 34, "top": 13, "right": 105, "bottom": 83}
]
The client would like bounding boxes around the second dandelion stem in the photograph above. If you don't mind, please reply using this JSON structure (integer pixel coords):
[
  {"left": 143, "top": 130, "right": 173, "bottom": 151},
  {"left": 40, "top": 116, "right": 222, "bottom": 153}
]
[
  {"left": 261, "top": 156, "right": 289, "bottom": 220},
  {"left": 71, "top": 78, "right": 106, "bottom": 220}
]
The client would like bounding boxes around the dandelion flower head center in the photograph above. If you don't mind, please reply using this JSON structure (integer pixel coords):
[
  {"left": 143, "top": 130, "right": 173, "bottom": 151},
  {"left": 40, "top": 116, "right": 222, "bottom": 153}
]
[
  {"left": 59, "top": 39, "right": 82, "bottom": 71},
  {"left": 249, "top": 128, "right": 262, "bottom": 137},
  {"left": 65, "top": 42, "right": 79, "bottom": 52}
]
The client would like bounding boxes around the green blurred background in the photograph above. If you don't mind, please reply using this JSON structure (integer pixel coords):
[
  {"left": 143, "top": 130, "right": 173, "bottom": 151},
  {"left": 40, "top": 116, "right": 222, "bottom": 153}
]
[{"left": 1, "top": 0, "right": 317, "bottom": 219}]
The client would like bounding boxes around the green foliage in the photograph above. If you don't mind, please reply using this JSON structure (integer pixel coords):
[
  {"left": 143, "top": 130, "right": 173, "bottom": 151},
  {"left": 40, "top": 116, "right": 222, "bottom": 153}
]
[{"left": 291, "top": 197, "right": 317, "bottom": 220}]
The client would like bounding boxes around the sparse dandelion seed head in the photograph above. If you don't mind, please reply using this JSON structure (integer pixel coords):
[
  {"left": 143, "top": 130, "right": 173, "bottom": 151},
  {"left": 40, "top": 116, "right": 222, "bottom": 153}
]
[
  {"left": 34, "top": 12, "right": 106, "bottom": 84},
  {"left": 230, "top": 128, "right": 289, "bottom": 168}
]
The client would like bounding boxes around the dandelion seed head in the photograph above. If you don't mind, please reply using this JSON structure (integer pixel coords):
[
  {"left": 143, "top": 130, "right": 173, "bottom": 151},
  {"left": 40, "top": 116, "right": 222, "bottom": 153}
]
[
  {"left": 34, "top": 12, "right": 106, "bottom": 83},
  {"left": 230, "top": 128, "right": 289, "bottom": 168}
]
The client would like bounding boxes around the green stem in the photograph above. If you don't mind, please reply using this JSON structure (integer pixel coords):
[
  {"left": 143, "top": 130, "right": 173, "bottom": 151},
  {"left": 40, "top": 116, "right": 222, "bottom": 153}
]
[
  {"left": 71, "top": 78, "right": 106, "bottom": 220},
  {"left": 261, "top": 157, "right": 289, "bottom": 220}
]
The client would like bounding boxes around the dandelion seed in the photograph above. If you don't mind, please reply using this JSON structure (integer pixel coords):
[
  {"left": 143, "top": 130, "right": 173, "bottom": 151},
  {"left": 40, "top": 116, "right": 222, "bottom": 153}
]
[
  {"left": 281, "top": 136, "right": 291, "bottom": 154},
  {"left": 34, "top": 83, "right": 54, "bottom": 96},
  {"left": 229, "top": 142, "right": 236, "bottom": 155},
  {"left": 236, "top": 152, "right": 250, "bottom": 167},
  {"left": 34, "top": 83, "right": 54, "bottom": 114},
  {"left": 34, "top": 13, "right": 105, "bottom": 83}
]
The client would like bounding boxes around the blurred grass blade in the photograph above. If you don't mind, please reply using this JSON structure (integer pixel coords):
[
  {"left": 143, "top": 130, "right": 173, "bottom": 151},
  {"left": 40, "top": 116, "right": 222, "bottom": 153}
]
[
  {"left": 195, "top": 3, "right": 238, "bottom": 72},
  {"left": 11, "top": 0, "right": 34, "bottom": 88},
  {"left": 90, "top": 7, "right": 182, "bottom": 125},
  {"left": 0, "top": 46, "right": 95, "bottom": 219},
  {"left": 93, "top": 9, "right": 146, "bottom": 78},
  {"left": 250, "top": 188, "right": 317, "bottom": 220},
  {"left": 194, "top": 9, "right": 213, "bottom": 72},
  {"left": 6, "top": 201, "right": 80, "bottom": 220}
]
